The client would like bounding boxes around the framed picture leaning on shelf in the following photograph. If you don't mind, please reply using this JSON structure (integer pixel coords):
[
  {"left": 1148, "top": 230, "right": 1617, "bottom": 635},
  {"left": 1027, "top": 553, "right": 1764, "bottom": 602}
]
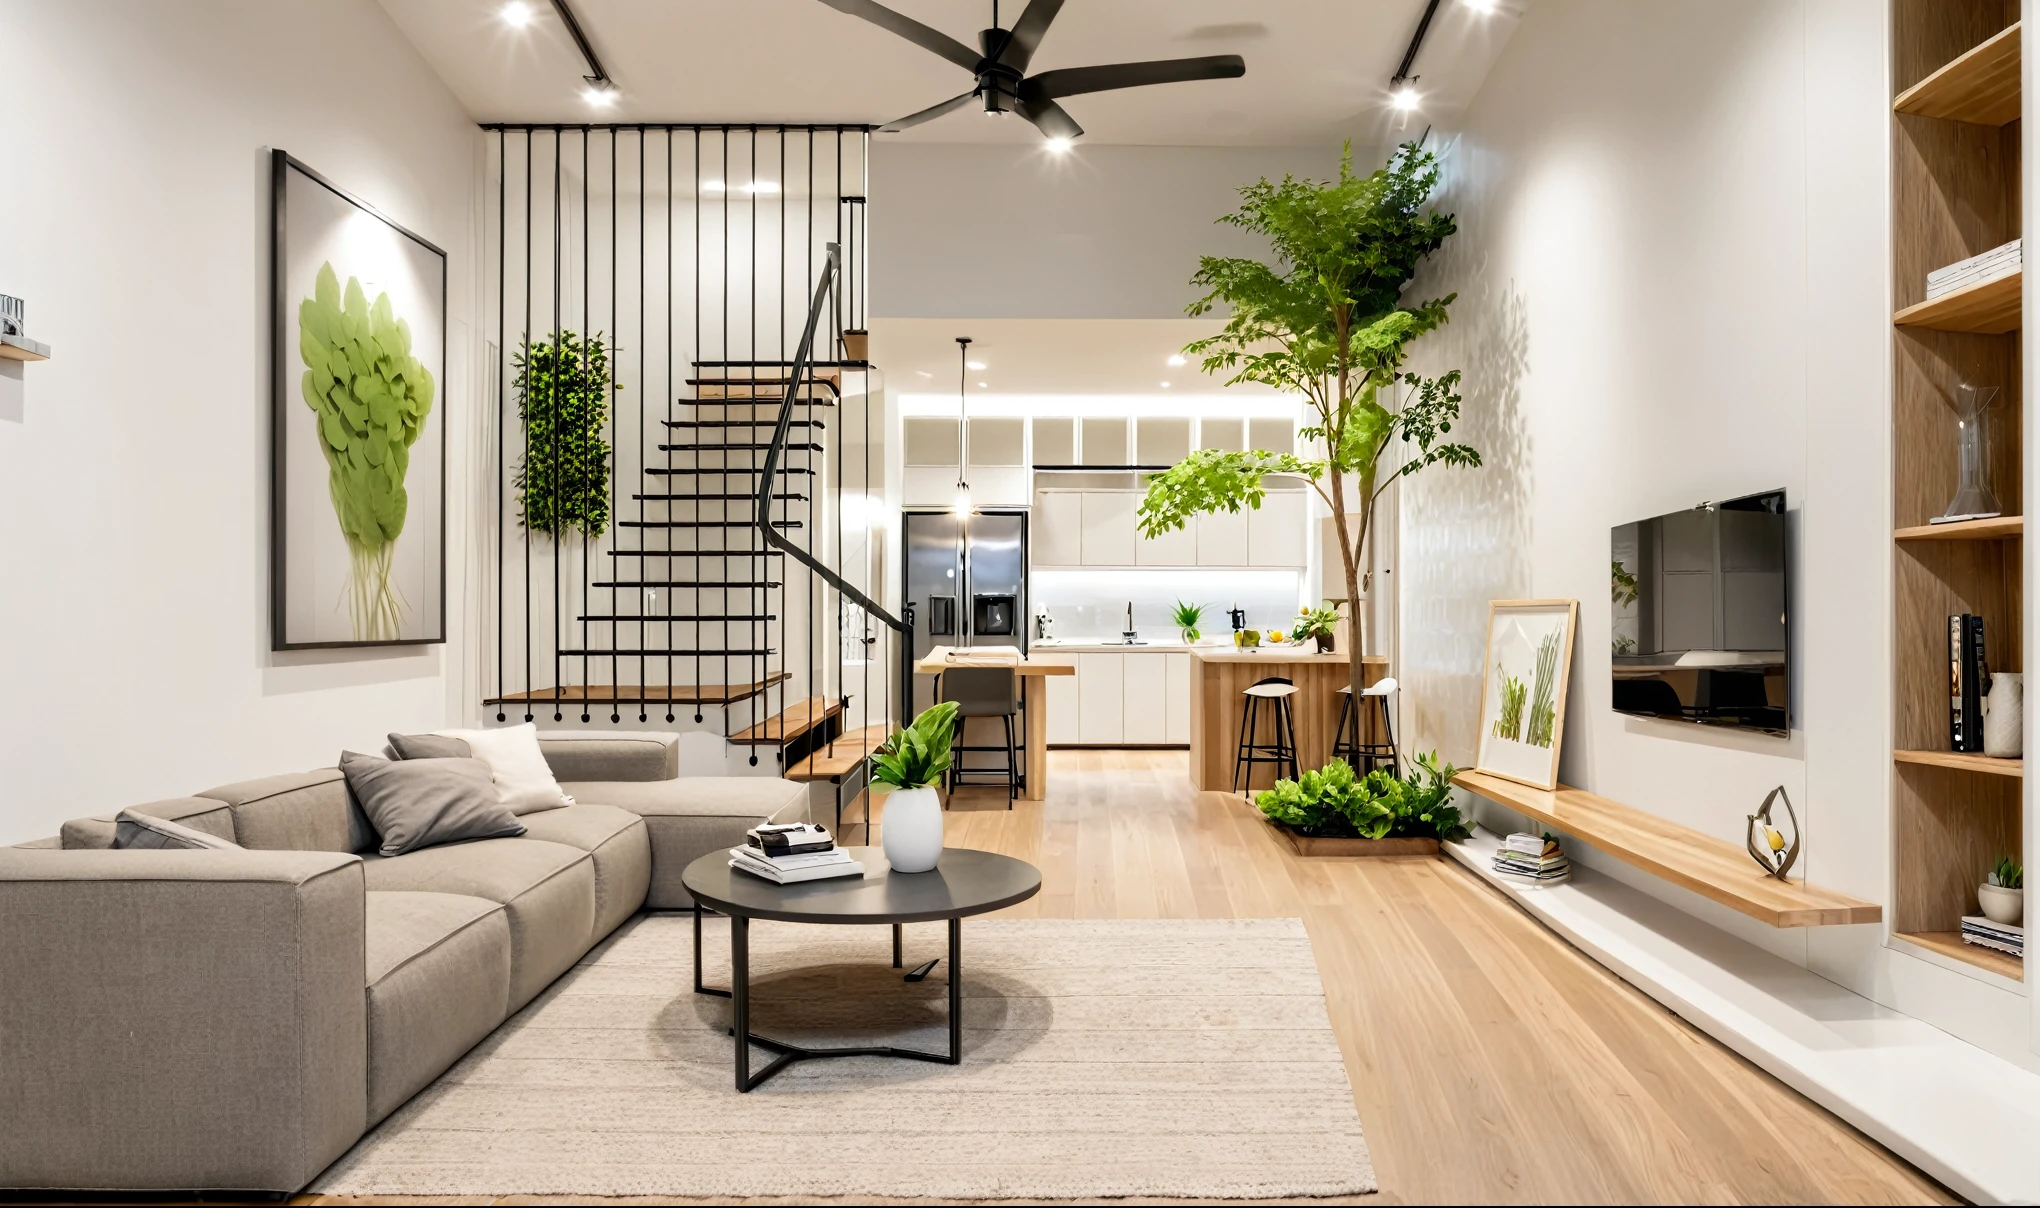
[{"left": 1475, "top": 599, "right": 1579, "bottom": 791}]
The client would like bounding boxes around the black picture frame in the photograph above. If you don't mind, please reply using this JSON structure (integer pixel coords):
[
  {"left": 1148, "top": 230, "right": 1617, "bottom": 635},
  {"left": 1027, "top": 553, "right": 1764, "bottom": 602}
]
[{"left": 270, "top": 149, "right": 448, "bottom": 650}]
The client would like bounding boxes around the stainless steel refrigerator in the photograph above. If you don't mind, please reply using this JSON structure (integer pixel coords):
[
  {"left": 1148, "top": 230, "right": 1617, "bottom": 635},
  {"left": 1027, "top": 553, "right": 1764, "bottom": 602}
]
[{"left": 902, "top": 510, "right": 1028, "bottom": 715}]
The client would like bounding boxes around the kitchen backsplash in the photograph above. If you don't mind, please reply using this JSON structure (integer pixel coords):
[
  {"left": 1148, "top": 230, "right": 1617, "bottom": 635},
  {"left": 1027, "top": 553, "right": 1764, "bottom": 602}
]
[{"left": 1031, "top": 569, "right": 1306, "bottom": 641}]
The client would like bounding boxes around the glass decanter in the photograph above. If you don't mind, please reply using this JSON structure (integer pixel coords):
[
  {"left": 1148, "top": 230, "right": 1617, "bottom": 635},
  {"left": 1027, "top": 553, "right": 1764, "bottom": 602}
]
[{"left": 1941, "top": 383, "right": 2002, "bottom": 522}]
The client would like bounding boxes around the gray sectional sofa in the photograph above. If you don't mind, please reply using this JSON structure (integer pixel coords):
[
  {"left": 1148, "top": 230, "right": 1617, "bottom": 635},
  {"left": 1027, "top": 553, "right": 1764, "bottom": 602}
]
[{"left": 0, "top": 732, "right": 809, "bottom": 1193}]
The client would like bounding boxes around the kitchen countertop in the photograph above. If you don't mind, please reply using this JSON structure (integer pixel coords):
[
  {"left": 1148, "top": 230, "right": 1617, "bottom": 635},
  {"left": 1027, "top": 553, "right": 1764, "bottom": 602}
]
[
  {"left": 1189, "top": 648, "right": 1388, "bottom": 664},
  {"left": 1029, "top": 639, "right": 1209, "bottom": 653}
]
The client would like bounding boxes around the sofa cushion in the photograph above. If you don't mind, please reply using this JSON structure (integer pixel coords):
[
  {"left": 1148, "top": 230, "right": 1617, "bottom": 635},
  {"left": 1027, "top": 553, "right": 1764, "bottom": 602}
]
[
  {"left": 435, "top": 724, "right": 572, "bottom": 814},
  {"left": 60, "top": 797, "right": 237, "bottom": 850},
  {"left": 539, "top": 732, "right": 679, "bottom": 782},
  {"left": 196, "top": 768, "right": 374, "bottom": 854},
  {"left": 340, "top": 752, "right": 525, "bottom": 857},
  {"left": 364, "top": 891, "right": 510, "bottom": 1125},
  {"left": 566, "top": 778, "right": 808, "bottom": 909},
  {"left": 388, "top": 732, "right": 472, "bottom": 761},
  {"left": 515, "top": 804, "right": 652, "bottom": 940},
  {"left": 113, "top": 811, "right": 242, "bottom": 851},
  {"left": 361, "top": 838, "right": 595, "bottom": 1011}
]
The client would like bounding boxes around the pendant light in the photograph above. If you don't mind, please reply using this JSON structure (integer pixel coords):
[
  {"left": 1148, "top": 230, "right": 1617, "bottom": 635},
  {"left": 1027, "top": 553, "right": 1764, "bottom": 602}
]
[{"left": 952, "top": 336, "right": 973, "bottom": 517}]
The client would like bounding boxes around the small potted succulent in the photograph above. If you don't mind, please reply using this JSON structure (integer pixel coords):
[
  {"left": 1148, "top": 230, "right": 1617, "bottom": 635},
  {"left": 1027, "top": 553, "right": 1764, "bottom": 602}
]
[
  {"left": 1979, "top": 855, "right": 2024, "bottom": 926},
  {"left": 1171, "top": 600, "right": 1207, "bottom": 645},
  {"left": 1292, "top": 601, "right": 1341, "bottom": 654},
  {"left": 868, "top": 702, "right": 958, "bottom": 873}
]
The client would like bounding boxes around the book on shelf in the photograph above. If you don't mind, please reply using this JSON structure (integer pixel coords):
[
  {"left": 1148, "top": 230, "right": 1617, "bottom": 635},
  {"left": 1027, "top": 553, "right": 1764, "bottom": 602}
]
[
  {"left": 729, "top": 846, "right": 865, "bottom": 884},
  {"left": 1494, "top": 832, "right": 1570, "bottom": 882},
  {"left": 1960, "top": 915, "right": 2024, "bottom": 958},
  {"left": 1948, "top": 614, "right": 1987, "bottom": 753},
  {"left": 1925, "top": 239, "right": 2021, "bottom": 299}
]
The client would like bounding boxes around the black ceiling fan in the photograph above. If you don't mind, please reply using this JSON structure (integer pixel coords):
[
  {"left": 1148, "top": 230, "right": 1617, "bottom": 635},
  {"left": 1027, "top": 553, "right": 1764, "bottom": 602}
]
[{"left": 817, "top": 0, "right": 1245, "bottom": 142}]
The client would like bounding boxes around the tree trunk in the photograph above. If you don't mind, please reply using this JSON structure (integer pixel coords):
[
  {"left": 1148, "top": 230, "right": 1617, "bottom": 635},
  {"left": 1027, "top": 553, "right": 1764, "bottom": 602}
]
[{"left": 1326, "top": 469, "right": 1369, "bottom": 713}]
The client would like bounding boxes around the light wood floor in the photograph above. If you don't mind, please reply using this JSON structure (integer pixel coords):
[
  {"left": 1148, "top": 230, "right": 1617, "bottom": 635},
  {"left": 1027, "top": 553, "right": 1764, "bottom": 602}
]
[{"left": 306, "top": 749, "right": 1953, "bottom": 1207}]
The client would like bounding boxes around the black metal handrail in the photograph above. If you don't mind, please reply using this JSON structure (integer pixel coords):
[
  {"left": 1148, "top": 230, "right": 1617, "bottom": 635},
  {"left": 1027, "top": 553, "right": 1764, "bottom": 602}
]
[{"left": 756, "top": 242, "right": 912, "bottom": 726}]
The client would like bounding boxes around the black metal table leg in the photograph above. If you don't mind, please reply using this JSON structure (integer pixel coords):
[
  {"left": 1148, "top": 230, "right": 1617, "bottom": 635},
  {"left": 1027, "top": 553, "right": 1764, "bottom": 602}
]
[
  {"left": 732, "top": 914, "right": 750, "bottom": 1091},
  {"left": 693, "top": 902, "right": 730, "bottom": 999},
  {"left": 892, "top": 922, "right": 903, "bottom": 968},
  {"left": 948, "top": 916, "right": 962, "bottom": 1063}
]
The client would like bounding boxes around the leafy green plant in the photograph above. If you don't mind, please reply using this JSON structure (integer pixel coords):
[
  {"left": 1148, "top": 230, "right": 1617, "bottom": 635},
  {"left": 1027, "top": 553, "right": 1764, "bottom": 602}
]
[
  {"left": 298, "top": 262, "right": 435, "bottom": 640},
  {"left": 1611, "top": 559, "right": 1639, "bottom": 607},
  {"left": 514, "top": 330, "right": 613, "bottom": 538},
  {"left": 870, "top": 702, "right": 959, "bottom": 791},
  {"left": 1292, "top": 601, "right": 1341, "bottom": 645},
  {"left": 1171, "top": 600, "right": 1207, "bottom": 643},
  {"left": 1526, "top": 631, "right": 1563, "bottom": 748},
  {"left": 1990, "top": 856, "right": 2024, "bottom": 890},
  {"left": 1255, "top": 752, "right": 1469, "bottom": 840},
  {"left": 1139, "top": 141, "right": 1478, "bottom": 703},
  {"left": 1494, "top": 671, "right": 1527, "bottom": 741}
]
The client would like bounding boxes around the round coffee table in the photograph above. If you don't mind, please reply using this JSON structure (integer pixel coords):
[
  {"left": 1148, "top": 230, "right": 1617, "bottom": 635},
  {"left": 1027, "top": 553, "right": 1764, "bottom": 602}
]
[{"left": 681, "top": 846, "right": 1040, "bottom": 1091}]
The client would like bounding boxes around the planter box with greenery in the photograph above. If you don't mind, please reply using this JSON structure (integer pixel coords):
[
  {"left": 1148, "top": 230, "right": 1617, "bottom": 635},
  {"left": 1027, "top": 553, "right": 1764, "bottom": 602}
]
[{"left": 1255, "top": 753, "right": 1468, "bottom": 857}]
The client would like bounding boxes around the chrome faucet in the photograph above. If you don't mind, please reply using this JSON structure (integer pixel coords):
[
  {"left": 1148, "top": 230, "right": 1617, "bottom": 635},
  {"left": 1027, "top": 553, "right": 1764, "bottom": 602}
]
[{"left": 1122, "top": 602, "right": 1138, "bottom": 644}]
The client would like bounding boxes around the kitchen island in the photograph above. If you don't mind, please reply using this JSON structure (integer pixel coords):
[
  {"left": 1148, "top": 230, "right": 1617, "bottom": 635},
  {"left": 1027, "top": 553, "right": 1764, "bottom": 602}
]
[
  {"left": 916, "top": 646, "right": 1075, "bottom": 801},
  {"left": 1187, "top": 648, "right": 1389, "bottom": 794}
]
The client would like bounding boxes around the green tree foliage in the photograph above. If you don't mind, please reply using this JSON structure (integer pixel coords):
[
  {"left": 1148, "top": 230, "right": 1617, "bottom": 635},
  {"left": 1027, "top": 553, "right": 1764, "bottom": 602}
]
[
  {"left": 1138, "top": 142, "right": 1480, "bottom": 687},
  {"left": 1255, "top": 752, "right": 1469, "bottom": 841},
  {"left": 298, "top": 262, "right": 435, "bottom": 640},
  {"left": 870, "top": 702, "right": 960, "bottom": 790},
  {"left": 515, "top": 331, "right": 613, "bottom": 538}
]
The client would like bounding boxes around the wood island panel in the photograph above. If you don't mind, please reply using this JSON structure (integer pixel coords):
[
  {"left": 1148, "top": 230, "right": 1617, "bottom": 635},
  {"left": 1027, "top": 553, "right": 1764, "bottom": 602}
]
[{"left": 1187, "top": 650, "right": 1388, "bottom": 793}]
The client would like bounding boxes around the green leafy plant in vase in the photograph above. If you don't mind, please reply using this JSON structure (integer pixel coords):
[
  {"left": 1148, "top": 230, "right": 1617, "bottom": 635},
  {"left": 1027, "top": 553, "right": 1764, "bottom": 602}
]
[
  {"left": 1292, "top": 601, "right": 1341, "bottom": 652},
  {"left": 870, "top": 702, "right": 959, "bottom": 873},
  {"left": 1171, "top": 600, "right": 1207, "bottom": 644},
  {"left": 298, "top": 262, "right": 436, "bottom": 641}
]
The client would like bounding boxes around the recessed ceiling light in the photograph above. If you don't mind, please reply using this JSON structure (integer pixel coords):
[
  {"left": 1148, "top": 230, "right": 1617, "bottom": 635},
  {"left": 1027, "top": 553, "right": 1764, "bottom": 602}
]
[
  {"left": 977, "top": 381, "right": 988, "bottom": 388},
  {"left": 1045, "top": 137, "right": 1073, "bottom": 153},
  {"left": 742, "top": 180, "right": 781, "bottom": 195},
  {"left": 1159, "top": 381, "right": 1172, "bottom": 389},
  {"left": 582, "top": 84, "right": 619, "bottom": 108},
  {"left": 702, "top": 180, "right": 727, "bottom": 192},
  {"left": 1167, "top": 354, "right": 1187, "bottom": 367},
  {"left": 966, "top": 360, "right": 986, "bottom": 370},
  {"left": 915, "top": 369, "right": 934, "bottom": 378},
  {"left": 1391, "top": 85, "right": 1421, "bottom": 112},
  {"left": 1464, "top": 0, "right": 1496, "bottom": 12},
  {"left": 499, "top": 1, "right": 535, "bottom": 27}
]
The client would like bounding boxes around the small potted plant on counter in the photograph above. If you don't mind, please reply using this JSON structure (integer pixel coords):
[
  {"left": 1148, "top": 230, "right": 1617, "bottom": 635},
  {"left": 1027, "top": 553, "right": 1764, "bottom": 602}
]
[
  {"left": 1292, "top": 602, "right": 1341, "bottom": 654},
  {"left": 868, "top": 701, "right": 958, "bottom": 874},
  {"left": 1254, "top": 753, "right": 1470, "bottom": 856},
  {"left": 1980, "top": 855, "right": 2024, "bottom": 926},
  {"left": 1172, "top": 600, "right": 1208, "bottom": 645}
]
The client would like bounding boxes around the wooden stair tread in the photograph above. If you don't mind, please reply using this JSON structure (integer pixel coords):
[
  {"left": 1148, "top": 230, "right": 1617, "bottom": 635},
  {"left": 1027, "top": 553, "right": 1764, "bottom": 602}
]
[
  {"left": 1893, "top": 749, "right": 2024, "bottom": 778},
  {"left": 1451, "top": 770, "right": 1882, "bottom": 927},
  {"left": 729, "top": 696, "right": 843, "bottom": 745},
  {"left": 485, "top": 676, "right": 788, "bottom": 706},
  {"left": 1893, "top": 930, "right": 2024, "bottom": 982},
  {"left": 786, "top": 725, "right": 891, "bottom": 781},
  {"left": 1893, "top": 21, "right": 2021, "bottom": 125},
  {"left": 1892, "top": 269, "right": 2021, "bottom": 334}
]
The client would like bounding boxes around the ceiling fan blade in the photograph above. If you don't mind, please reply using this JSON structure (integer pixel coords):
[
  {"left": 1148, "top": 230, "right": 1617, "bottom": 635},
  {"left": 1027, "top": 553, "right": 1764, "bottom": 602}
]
[
  {"left": 1021, "top": 55, "right": 1246, "bottom": 101},
  {"left": 815, "top": 0, "right": 981, "bottom": 72},
  {"left": 879, "top": 90, "right": 979, "bottom": 133},
  {"left": 996, "top": 0, "right": 1064, "bottom": 72},
  {"left": 1014, "top": 96, "right": 1084, "bottom": 141}
]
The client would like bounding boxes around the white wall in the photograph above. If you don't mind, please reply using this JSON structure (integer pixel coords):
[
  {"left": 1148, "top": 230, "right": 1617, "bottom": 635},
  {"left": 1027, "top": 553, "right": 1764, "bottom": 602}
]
[
  {"left": 870, "top": 143, "right": 1371, "bottom": 320},
  {"left": 1401, "top": 0, "right": 2034, "bottom": 1060},
  {"left": 0, "top": 1, "right": 479, "bottom": 842}
]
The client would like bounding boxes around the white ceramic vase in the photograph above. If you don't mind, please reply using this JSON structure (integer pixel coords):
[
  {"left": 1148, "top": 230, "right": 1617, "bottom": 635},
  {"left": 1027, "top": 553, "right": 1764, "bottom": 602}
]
[
  {"left": 1979, "top": 882, "right": 2024, "bottom": 927},
  {"left": 1984, "top": 671, "right": 2023, "bottom": 759},
  {"left": 881, "top": 785, "right": 945, "bottom": 873}
]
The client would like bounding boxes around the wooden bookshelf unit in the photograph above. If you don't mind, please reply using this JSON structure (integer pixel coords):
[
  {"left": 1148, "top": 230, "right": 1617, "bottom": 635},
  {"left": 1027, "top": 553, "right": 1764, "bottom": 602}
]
[{"left": 1890, "top": 1, "right": 2026, "bottom": 983}]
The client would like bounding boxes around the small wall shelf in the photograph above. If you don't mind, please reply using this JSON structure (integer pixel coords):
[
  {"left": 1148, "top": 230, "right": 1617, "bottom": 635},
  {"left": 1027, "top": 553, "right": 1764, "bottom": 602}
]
[
  {"left": 1451, "top": 771, "right": 1883, "bottom": 928},
  {"left": 1892, "top": 269, "right": 2022, "bottom": 334},
  {"left": 1894, "top": 749, "right": 2024, "bottom": 778},
  {"left": 0, "top": 337, "right": 50, "bottom": 362},
  {"left": 1895, "top": 515, "right": 2023, "bottom": 541},
  {"left": 1893, "top": 21, "right": 2021, "bottom": 125},
  {"left": 1893, "top": 930, "right": 2023, "bottom": 982}
]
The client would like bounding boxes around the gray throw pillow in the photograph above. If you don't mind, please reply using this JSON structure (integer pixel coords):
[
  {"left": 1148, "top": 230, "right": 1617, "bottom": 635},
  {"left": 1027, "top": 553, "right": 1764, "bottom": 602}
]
[
  {"left": 388, "top": 732, "right": 473, "bottom": 760},
  {"left": 339, "top": 751, "right": 525, "bottom": 857},
  {"left": 113, "top": 810, "right": 242, "bottom": 851}
]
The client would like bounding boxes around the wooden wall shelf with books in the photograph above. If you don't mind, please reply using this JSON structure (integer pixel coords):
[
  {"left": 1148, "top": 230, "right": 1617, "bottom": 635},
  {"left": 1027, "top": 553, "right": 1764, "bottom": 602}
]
[{"left": 1890, "top": 1, "right": 2026, "bottom": 987}]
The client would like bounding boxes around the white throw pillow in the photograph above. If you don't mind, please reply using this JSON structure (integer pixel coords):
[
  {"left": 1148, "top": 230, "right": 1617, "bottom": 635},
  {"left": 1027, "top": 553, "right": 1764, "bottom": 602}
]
[{"left": 434, "top": 723, "right": 573, "bottom": 814}]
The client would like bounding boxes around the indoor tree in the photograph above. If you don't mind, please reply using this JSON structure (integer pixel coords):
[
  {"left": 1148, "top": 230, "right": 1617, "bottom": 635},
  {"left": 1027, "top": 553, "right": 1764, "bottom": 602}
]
[{"left": 1137, "top": 141, "right": 1479, "bottom": 701}]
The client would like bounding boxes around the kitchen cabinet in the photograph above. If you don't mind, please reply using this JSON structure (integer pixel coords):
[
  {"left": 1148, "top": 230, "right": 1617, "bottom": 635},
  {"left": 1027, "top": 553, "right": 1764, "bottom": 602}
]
[
  {"left": 1076, "top": 653, "right": 1125, "bottom": 744},
  {"left": 1248, "top": 492, "right": 1309, "bottom": 567},
  {"left": 1033, "top": 491, "right": 1083, "bottom": 565},
  {"left": 1080, "top": 492, "right": 1138, "bottom": 566},
  {"left": 1166, "top": 653, "right": 1191, "bottom": 743},
  {"left": 1123, "top": 654, "right": 1169, "bottom": 743},
  {"left": 1197, "top": 508, "right": 1248, "bottom": 565},
  {"left": 1045, "top": 661, "right": 1079, "bottom": 744},
  {"left": 1136, "top": 514, "right": 1196, "bottom": 565}
]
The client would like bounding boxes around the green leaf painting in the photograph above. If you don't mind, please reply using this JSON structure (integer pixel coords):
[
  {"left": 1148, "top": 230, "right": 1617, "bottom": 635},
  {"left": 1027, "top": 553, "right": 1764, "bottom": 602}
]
[{"left": 299, "top": 262, "right": 435, "bottom": 641}]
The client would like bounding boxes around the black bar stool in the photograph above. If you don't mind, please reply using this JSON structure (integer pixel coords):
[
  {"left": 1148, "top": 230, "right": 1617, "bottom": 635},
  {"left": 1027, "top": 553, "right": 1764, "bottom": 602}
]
[
  {"left": 1333, "top": 676, "right": 1400, "bottom": 776},
  {"left": 1233, "top": 676, "right": 1301, "bottom": 794},
  {"left": 940, "top": 667, "right": 1019, "bottom": 805}
]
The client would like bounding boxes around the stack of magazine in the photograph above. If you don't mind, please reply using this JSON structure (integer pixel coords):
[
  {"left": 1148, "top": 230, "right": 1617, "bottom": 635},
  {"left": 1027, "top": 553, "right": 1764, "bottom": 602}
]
[
  {"left": 1961, "top": 915, "right": 2024, "bottom": 959},
  {"left": 1926, "top": 238, "right": 2021, "bottom": 300},
  {"left": 729, "top": 823, "right": 864, "bottom": 884},
  {"left": 1493, "top": 832, "right": 1570, "bottom": 883}
]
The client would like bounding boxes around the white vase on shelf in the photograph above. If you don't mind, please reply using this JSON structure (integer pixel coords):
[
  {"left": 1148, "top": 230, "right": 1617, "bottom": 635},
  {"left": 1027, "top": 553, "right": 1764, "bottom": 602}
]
[
  {"left": 880, "top": 785, "right": 945, "bottom": 873},
  {"left": 1984, "top": 671, "right": 2022, "bottom": 759}
]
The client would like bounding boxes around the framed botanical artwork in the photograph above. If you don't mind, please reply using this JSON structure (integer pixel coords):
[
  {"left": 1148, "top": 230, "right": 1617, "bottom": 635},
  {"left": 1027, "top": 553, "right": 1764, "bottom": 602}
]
[
  {"left": 271, "top": 150, "right": 446, "bottom": 649},
  {"left": 1475, "top": 599, "right": 1580, "bottom": 790}
]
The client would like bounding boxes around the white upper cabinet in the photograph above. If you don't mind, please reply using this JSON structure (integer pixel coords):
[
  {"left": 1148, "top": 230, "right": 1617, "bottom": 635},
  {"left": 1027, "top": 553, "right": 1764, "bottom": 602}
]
[
  {"left": 1033, "top": 492, "right": 1083, "bottom": 566},
  {"left": 1248, "top": 492, "right": 1308, "bottom": 567},
  {"left": 1080, "top": 492, "right": 1139, "bottom": 566},
  {"left": 1198, "top": 507, "right": 1248, "bottom": 565},
  {"left": 1136, "top": 515, "right": 1197, "bottom": 565}
]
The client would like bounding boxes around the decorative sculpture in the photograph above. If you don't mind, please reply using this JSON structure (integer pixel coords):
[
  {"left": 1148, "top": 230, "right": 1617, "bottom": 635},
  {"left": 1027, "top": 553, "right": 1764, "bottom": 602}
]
[{"left": 1745, "top": 785, "right": 1801, "bottom": 881}]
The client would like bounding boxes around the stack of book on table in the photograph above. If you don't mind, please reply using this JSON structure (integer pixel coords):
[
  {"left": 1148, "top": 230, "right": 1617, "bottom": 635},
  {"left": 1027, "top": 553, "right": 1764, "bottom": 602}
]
[
  {"left": 1493, "top": 832, "right": 1570, "bottom": 883},
  {"left": 1926, "top": 238, "right": 2021, "bottom": 300},
  {"left": 1961, "top": 915, "right": 2024, "bottom": 959},
  {"left": 729, "top": 823, "right": 864, "bottom": 884}
]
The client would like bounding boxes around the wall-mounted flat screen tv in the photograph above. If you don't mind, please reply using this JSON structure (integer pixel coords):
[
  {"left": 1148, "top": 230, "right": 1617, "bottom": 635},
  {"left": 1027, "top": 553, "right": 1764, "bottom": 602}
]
[{"left": 1610, "top": 489, "right": 1788, "bottom": 736}]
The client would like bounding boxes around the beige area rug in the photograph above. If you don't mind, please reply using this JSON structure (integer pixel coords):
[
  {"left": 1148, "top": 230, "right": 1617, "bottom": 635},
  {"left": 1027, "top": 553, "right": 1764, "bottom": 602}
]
[{"left": 312, "top": 915, "right": 1376, "bottom": 1200}]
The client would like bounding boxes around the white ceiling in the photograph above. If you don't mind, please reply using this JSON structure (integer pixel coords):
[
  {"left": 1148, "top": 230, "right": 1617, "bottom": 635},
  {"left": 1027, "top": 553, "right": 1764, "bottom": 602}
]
[
  {"left": 871, "top": 317, "right": 1278, "bottom": 398},
  {"left": 379, "top": 0, "right": 1524, "bottom": 146}
]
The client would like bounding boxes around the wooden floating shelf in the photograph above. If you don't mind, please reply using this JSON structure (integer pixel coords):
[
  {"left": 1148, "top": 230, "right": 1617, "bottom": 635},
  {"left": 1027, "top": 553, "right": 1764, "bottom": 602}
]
[
  {"left": 0, "top": 341, "right": 49, "bottom": 363},
  {"left": 1894, "top": 515, "right": 2023, "bottom": 541},
  {"left": 1893, "top": 749, "right": 2024, "bottom": 778},
  {"left": 1893, "top": 22, "right": 2021, "bottom": 126},
  {"left": 1451, "top": 770, "right": 1883, "bottom": 928},
  {"left": 1893, "top": 269, "right": 2022, "bottom": 334},
  {"left": 1893, "top": 930, "right": 2023, "bottom": 982}
]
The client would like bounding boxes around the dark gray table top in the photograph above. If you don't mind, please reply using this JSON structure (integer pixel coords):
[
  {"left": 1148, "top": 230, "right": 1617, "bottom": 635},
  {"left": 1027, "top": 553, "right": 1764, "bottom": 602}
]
[{"left": 681, "top": 846, "right": 1041, "bottom": 924}]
